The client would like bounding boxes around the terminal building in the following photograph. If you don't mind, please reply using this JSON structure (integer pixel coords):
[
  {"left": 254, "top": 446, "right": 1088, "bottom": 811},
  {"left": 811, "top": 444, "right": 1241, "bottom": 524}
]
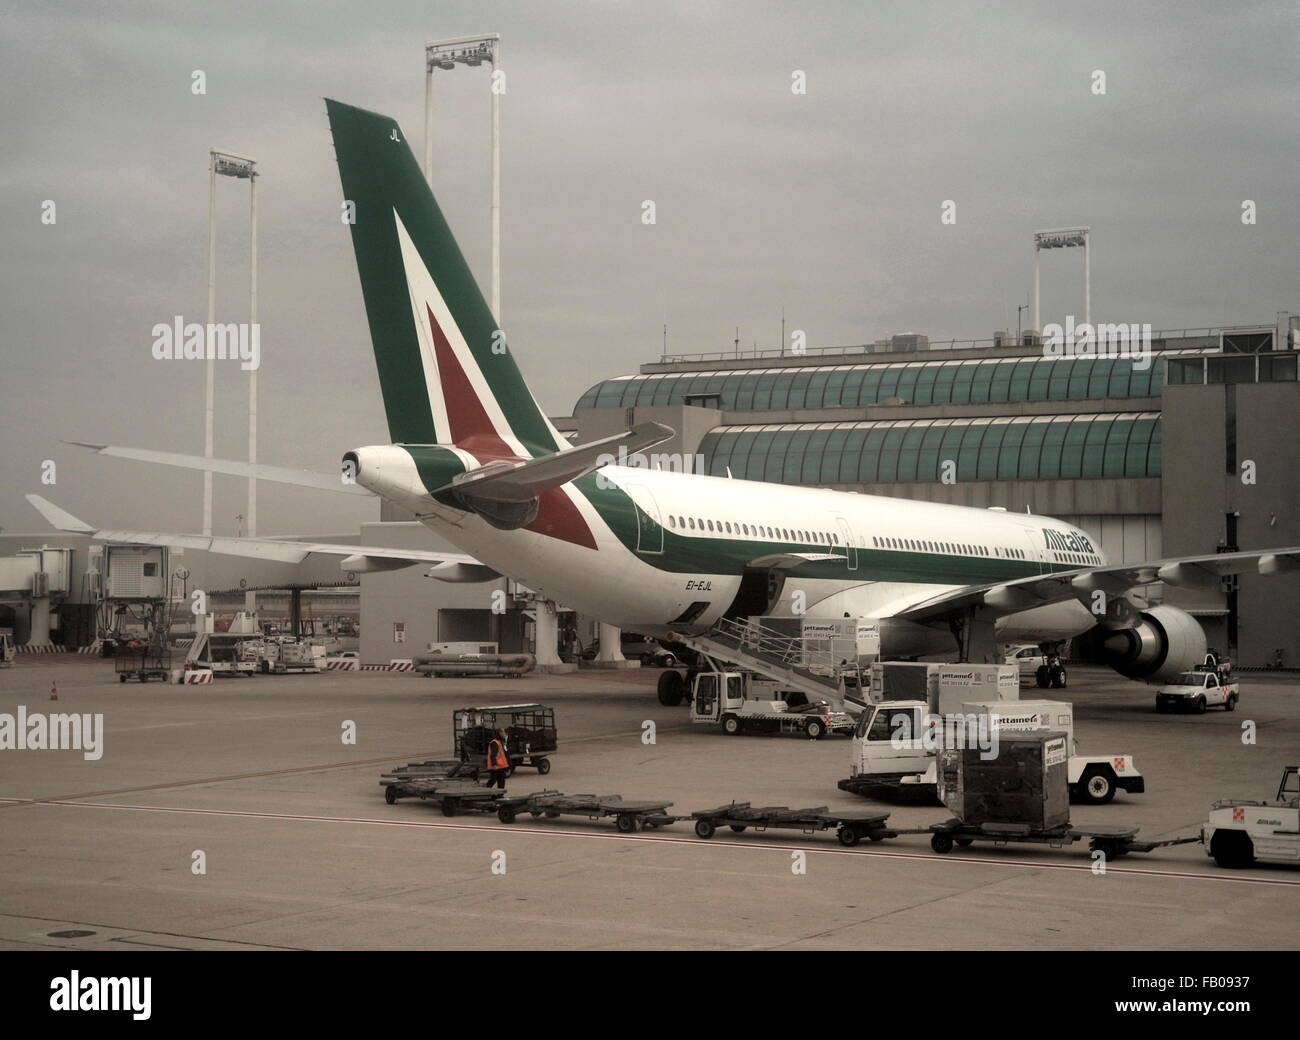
[{"left": 569, "top": 320, "right": 1300, "bottom": 668}]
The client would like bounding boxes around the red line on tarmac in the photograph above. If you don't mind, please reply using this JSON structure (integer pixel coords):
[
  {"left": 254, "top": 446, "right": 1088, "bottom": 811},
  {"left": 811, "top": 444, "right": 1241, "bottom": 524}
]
[{"left": 32, "top": 799, "right": 1300, "bottom": 889}]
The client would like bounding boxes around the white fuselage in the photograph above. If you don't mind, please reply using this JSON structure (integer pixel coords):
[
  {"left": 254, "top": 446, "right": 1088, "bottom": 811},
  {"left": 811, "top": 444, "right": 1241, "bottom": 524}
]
[{"left": 364, "top": 454, "right": 1105, "bottom": 641}]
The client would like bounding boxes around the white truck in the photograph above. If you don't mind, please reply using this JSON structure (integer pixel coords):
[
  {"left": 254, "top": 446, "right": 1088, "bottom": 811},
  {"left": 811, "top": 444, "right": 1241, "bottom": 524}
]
[
  {"left": 1203, "top": 766, "right": 1300, "bottom": 868},
  {"left": 1155, "top": 668, "right": 1239, "bottom": 713},
  {"left": 688, "top": 671, "right": 856, "bottom": 739},
  {"left": 839, "top": 661, "right": 1144, "bottom": 804},
  {"left": 271, "top": 640, "right": 323, "bottom": 674}
]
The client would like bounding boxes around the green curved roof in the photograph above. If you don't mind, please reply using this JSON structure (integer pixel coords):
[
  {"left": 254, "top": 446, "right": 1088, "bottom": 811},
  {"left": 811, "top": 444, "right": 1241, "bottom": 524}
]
[
  {"left": 575, "top": 353, "right": 1180, "bottom": 412},
  {"left": 698, "top": 413, "right": 1161, "bottom": 486}
]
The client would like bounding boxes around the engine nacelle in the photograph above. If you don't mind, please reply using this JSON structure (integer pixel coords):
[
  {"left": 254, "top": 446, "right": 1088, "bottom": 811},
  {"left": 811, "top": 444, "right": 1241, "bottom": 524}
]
[{"left": 1094, "top": 604, "right": 1207, "bottom": 683}]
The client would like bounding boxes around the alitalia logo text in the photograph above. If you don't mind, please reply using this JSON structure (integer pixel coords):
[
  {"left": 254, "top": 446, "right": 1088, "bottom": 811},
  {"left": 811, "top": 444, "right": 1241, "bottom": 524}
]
[{"left": 1043, "top": 528, "right": 1096, "bottom": 553}]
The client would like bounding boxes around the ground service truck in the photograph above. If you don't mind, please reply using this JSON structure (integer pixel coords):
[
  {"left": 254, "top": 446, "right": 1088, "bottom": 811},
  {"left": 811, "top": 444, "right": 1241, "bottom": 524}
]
[{"left": 839, "top": 661, "right": 1144, "bottom": 804}]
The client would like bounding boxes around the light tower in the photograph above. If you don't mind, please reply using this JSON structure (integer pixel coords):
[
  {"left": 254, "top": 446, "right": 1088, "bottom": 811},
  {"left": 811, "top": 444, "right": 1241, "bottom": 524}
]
[
  {"left": 424, "top": 33, "right": 501, "bottom": 319},
  {"left": 204, "top": 150, "right": 258, "bottom": 537},
  {"left": 1032, "top": 226, "right": 1090, "bottom": 337}
]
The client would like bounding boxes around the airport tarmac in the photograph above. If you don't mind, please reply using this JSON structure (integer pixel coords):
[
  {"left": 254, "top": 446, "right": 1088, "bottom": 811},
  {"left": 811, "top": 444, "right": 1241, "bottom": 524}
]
[{"left": 1, "top": 656, "right": 1296, "bottom": 951}]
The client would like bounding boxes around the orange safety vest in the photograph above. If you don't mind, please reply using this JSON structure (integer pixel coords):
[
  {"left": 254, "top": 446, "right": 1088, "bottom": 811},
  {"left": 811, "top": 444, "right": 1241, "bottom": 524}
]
[{"left": 487, "top": 738, "right": 509, "bottom": 770}]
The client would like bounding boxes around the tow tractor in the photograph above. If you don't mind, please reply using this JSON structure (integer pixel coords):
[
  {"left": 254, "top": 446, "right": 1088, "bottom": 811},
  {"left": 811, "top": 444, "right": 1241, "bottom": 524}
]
[
  {"left": 688, "top": 671, "right": 855, "bottom": 739},
  {"left": 1203, "top": 765, "right": 1300, "bottom": 868}
]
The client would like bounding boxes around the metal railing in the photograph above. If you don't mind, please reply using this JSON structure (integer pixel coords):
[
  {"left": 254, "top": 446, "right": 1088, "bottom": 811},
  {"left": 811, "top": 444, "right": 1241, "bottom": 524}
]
[
  {"left": 657, "top": 325, "right": 1264, "bottom": 365},
  {"left": 704, "top": 616, "right": 864, "bottom": 695}
]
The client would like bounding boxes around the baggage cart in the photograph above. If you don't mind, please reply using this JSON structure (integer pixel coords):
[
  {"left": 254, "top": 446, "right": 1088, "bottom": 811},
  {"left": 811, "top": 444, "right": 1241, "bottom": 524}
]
[
  {"left": 494, "top": 791, "right": 676, "bottom": 833},
  {"left": 926, "top": 817, "right": 1200, "bottom": 858},
  {"left": 115, "top": 647, "right": 172, "bottom": 683},
  {"left": 689, "top": 801, "right": 897, "bottom": 846},
  {"left": 455, "top": 704, "right": 556, "bottom": 775}
]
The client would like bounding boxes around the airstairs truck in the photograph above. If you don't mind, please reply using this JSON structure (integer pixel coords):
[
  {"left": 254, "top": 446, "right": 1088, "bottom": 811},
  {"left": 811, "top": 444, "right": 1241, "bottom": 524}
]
[
  {"left": 838, "top": 661, "right": 1144, "bottom": 804},
  {"left": 688, "top": 670, "right": 856, "bottom": 738}
]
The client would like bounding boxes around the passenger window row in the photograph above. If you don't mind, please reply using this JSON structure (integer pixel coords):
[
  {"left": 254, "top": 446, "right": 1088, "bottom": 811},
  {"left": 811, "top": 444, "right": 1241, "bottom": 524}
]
[
  {"left": 665, "top": 515, "right": 840, "bottom": 547},
  {"left": 870, "top": 535, "right": 1029, "bottom": 559}
]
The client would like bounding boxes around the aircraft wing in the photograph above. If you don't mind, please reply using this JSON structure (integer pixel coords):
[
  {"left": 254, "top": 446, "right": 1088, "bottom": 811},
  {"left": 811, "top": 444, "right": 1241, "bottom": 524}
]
[
  {"left": 442, "top": 422, "right": 674, "bottom": 502},
  {"left": 25, "top": 494, "right": 490, "bottom": 576},
  {"left": 895, "top": 546, "right": 1300, "bottom": 623},
  {"left": 65, "top": 442, "right": 371, "bottom": 497}
]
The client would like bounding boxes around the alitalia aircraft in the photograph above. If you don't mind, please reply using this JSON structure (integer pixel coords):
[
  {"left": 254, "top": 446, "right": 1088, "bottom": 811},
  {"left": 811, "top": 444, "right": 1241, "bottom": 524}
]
[{"left": 28, "top": 99, "right": 1300, "bottom": 686}]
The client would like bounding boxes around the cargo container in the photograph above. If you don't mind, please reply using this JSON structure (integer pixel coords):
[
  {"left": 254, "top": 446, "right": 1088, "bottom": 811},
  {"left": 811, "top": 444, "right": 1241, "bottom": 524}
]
[{"left": 937, "top": 730, "right": 1071, "bottom": 831}]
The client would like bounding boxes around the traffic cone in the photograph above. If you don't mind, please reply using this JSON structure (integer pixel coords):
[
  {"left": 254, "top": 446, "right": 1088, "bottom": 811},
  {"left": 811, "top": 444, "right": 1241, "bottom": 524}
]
[{"left": 50, "top": 681, "right": 58, "bottom": 701}]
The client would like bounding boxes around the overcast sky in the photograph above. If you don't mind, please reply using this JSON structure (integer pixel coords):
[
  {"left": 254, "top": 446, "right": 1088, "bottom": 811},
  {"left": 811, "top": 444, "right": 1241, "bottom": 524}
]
[{"left": 2, "top": 1, "right": 1297, "bottom": 538}]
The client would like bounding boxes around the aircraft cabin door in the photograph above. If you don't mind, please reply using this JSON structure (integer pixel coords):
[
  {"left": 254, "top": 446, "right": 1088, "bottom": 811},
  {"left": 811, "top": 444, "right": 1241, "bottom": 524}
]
[
  {"left": 1020, "top": 528, "right": 1045, "bottom": 575},
  {"left": 624, "top": 484, "right": 664, "bottom": 554},
  {"left": 835, "top": 517, "right": 858, "bottom": 570}
]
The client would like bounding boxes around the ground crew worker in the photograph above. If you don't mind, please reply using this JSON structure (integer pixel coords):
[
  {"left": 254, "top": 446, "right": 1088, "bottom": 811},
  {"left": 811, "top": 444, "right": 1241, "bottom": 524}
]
[{"left": 486, "top": 728, "right": 511, "bottom": 789}]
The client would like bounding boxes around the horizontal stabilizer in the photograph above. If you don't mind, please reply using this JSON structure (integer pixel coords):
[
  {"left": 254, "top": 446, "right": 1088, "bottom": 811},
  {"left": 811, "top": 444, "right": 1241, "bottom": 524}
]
[
  {"left": 65, "top": 442, "right": 372, "bottom": 497},
  {"left": 26, "top": 495, "right": 477, "bottom": 571},
  {"left": 439, "top": 422, "right": 674, "bottom": 503}
]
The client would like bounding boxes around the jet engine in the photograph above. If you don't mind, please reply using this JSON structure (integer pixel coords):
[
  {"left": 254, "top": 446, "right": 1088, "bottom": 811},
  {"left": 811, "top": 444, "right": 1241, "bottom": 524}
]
[{"left": 1093, "top": 604, "right": 1207, "bottom": 682}]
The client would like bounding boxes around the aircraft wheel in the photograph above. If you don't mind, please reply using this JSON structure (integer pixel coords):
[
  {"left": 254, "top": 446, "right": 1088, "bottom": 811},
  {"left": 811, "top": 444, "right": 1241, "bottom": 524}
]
[{"left": 656, "top": 670, "right": 685, "bottom": 707}]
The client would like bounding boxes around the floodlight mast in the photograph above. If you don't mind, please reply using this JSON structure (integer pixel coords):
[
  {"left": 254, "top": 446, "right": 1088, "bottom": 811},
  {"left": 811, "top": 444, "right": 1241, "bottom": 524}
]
[
  {"left": 1032, "top": 225, "right": 1090, "bottom": 334},
  {"left": 203, "top": 150, "right": 258, "bottom": 539},
  {"left": 425, "top": 33, "right": 501, "bottom": 321}
]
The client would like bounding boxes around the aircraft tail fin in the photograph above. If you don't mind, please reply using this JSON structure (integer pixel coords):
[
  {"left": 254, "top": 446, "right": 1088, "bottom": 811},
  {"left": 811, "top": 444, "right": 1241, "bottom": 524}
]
[{"left": 325, "top": 98, "right": 566, "bottom": 459}]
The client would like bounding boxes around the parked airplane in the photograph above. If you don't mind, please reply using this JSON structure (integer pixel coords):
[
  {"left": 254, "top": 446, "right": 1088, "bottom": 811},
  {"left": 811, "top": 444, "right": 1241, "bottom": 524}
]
[{"left": 29, "top": 99, "right": 1300, "bottom": 688}]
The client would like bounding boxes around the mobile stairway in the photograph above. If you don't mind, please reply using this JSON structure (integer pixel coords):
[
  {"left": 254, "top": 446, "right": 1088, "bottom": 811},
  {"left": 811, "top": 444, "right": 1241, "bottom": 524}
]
[{"left": 660, "top": 615, "right": 865, "bottom": 713}]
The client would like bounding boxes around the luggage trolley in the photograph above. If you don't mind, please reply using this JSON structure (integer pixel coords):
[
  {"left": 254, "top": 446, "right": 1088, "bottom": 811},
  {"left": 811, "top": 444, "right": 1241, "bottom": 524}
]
[
  {"left": 115, "top": 646, "right": 172, "bottom": 683},
  {"left": 454, "top": 704, "right": 557, "bottom": 775}
]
